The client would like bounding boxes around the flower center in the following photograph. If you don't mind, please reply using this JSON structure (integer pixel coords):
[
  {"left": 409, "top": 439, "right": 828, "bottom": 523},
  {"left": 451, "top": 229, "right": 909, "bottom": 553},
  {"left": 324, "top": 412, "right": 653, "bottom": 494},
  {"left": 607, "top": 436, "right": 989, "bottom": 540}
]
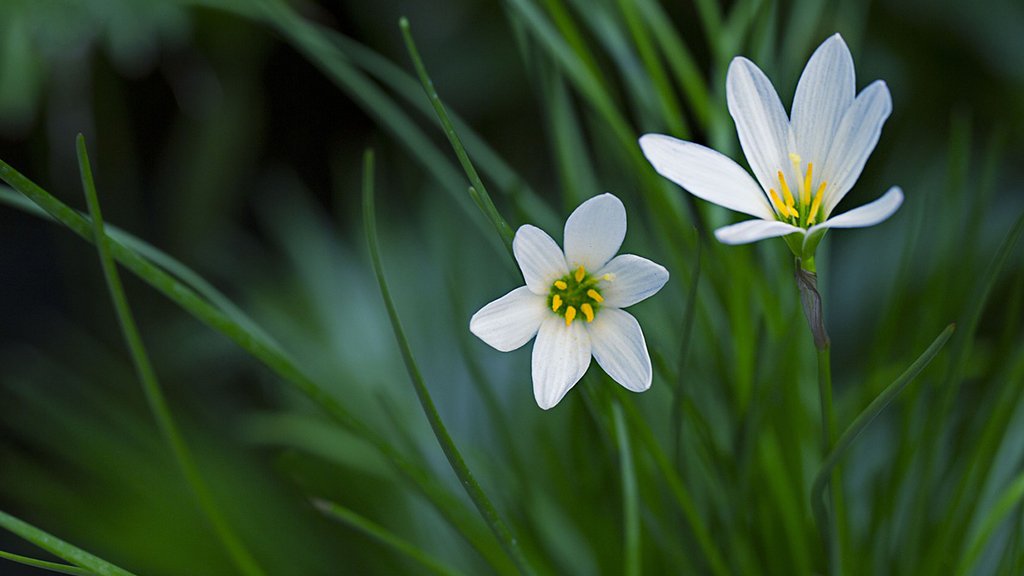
[
  {"left": 548, "top": 265, "right": 607, "bottom": 326},
  {"left": 768, "top": 153, "right": 827, "bottom": 228}
]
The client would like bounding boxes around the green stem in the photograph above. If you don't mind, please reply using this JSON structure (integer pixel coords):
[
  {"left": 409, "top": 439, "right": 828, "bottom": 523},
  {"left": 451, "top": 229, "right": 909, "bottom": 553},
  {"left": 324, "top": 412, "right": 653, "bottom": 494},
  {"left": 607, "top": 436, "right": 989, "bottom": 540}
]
[
  {"left": 612, "top": 400, "right": 641, "bottom": 576},
  {"left": 0, "top": 510, "right": 138, "bottom": 576},
  {"left": 76, "top": 135, "right": 267, "bottom": 576},
  {"left": 362, "top": 149, "right": 534, "bottom": 576},
  {"left": 0, "top": 550, "right": 92, "bottom": 576},
  {"left": 816, "top": 346, "right": 842, "bottom": 575}
]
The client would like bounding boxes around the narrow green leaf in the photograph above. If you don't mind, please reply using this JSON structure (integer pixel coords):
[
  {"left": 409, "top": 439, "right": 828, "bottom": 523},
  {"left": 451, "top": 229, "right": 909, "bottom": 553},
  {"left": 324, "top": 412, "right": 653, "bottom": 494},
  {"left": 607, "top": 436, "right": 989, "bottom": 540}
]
[
  {"left": 313, "top": 499, "right": 465, "bottom": 576},
  {"left": 957, "top": 472, "right": 1024, "bottom": 575},
  {"left": 362, "top": 149, "right": 533, "bottom": 576},
  {"left": 0, "top": 510, "right": 137, "bottom": 576},
  {"left": 810, "top": 323, "right": 957, "bottom": 549},
  {"left": 76, "top": 135, "right": 267, "bottom": 576},
  {"left": 612, "top": 401, "right": 641, "bottom": 576},
  {"left": 0, "top": 156, "right": 502, "bottom": 570},
  {"left": 400, "top": 17, "right": 515, "bottom": 254},
  {"left": 0, "top": 550, "right": 93, "bottom": 576}
]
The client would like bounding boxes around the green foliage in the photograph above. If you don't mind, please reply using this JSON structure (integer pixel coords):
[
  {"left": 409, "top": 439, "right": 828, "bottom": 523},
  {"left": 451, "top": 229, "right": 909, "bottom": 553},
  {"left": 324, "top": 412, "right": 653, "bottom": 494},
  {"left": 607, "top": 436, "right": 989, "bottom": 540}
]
[{"left": 1, "top": 0, "right": 1023, "bottom": 574}]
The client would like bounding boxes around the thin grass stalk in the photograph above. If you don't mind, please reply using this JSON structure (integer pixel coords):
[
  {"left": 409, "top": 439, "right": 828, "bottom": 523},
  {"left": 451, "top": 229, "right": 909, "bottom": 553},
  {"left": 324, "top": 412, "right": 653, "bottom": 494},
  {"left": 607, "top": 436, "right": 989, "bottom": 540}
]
[
  {"left": 0, "top": 550, "right": 92, "bottom": 576},
  {"left": 76, "top": 135, "right": 267, "bottom": 576},
  {"left": 361, "top": 149, "right": 535, "bottom": 576},
  {"left": 612, "top": 400, "right": 641, "bottom": 576},
  {"left": 0, "top": 157, "right": 510, "bottom": 572},
  {"left": 313, "top": 499, "right": 464, "bottom": 576},
  {"left": 0, "top": 510, "right": 138, "bottom": 576}
]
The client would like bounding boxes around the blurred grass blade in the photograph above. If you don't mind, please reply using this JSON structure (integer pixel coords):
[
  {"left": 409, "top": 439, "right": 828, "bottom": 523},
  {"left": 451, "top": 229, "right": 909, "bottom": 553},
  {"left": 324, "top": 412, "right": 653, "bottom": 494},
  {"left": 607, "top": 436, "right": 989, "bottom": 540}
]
[
  {"left": 76, "top": 135, "right": 267, "bottom": 576},
  {"left": 957, "top": 471, "right": 1024, "bottom": 575},
  {"left": 313, "top": 499, "right": 465, "bottom": 576},
  {"left": 0, "top": 550, "right": 92, "bottom": 576},
  {"left": 811, "top": 324, "right": 956, "bottom": 543},
  {"left": 633, "top": 0, "right": 709, "bottom": 127},
  {"left": 0, "top": 510, "right": 137, "bottom": 576},
  {"left": 616, "top": 391, "right": 730, "bottom": 576},
  {"left": 399, "top": 18, "right": 515, "bottom": 253},
  {"left": 612, "top": 401, "right": 641, "bottom": 576},
  {"left": 362, "top": 149, "right": 534, "bottom": 576},
  {"left": 0, "top": 156, "right": 505, "bottom": 570}
]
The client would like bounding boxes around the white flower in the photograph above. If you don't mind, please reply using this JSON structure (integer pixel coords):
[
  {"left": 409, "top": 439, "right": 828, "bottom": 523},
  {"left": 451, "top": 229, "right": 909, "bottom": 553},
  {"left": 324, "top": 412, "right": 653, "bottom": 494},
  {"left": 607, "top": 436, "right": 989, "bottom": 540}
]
[
  {"left": 639, "top": 34, "right": 903, "bottom": 256},
  {"left": 470, "top": 193, "right": 669, "bottom": 410}
]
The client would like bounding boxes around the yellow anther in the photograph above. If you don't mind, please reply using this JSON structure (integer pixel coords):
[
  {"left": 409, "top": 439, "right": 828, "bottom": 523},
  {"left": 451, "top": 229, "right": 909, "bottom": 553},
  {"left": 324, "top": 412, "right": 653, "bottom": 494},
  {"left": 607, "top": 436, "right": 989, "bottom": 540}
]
[
  {"left": 580, "top": 303, "right": 594, "bottom": 322},
  {"left": 551, "top": 294, "right": 562, "bottom": 312},
  {"left": 788, "top": 152, "right": 802, "bottom": 164},
  {"left": 602, "top": 273, "right": 615, "bottom": 281},
  {"left": 564, "top": 306, "right": 577, "bottom": 326},
  {"left": 802, "top": 163, "right": 814, "bottom": 210},
  {"left": 808, "top": 182, "right": 826, "bottom": 224},
  {"left": 554, "top": 280, "right": 568, "bottom": 290},
  {"left": 778, "top": 171, "right": 796, "bottom": 211},
  {"left": 587, "top": 289, "right": 604, "bottom": 303},
  {"left": 574, "top": 265, "right": 585, "bottom": 283}
]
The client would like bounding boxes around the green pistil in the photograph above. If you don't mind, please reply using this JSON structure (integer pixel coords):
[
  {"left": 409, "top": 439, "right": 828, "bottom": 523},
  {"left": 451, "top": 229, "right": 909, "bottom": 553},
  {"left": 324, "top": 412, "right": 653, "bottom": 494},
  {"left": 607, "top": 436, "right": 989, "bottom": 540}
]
[{"left": 548, "top": 265, "right": 605, "bottom": 325}]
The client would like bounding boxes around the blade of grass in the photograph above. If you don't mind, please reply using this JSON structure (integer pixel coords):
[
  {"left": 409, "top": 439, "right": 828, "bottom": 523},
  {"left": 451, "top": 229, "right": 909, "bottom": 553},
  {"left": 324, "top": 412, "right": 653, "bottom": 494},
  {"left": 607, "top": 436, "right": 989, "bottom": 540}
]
[
  {"left": 76, "top": 135, "right": 267, "bottom": 576},
  {"left": 0, "top": 510, "right": 137, "bottom": 576},
  {"left": 615, "top": 389, "right": 730, "bottom": 576},
  {"left": 811, "top": 323, "right": 956, "bottom": 550},
  {"left": 399, "top": 18, "right": 515, "bottom": 254},
  {"left": 0, "top": 550, "right": 92, "bottom": 576},
  {"left": 956, "top": 471, "right": 1024, "bottom": 575},
  {"left": 611, "top": 400, "right": 640, "bottom": 576},
  {"left": 0, "top": 157, "right": 508, "bottom": 572},
  {"left": 313, "top": 499, "right": 465, "bottom": 576},
  {"left": 362, "top": 149, "right": 534, "bottom": 576}
]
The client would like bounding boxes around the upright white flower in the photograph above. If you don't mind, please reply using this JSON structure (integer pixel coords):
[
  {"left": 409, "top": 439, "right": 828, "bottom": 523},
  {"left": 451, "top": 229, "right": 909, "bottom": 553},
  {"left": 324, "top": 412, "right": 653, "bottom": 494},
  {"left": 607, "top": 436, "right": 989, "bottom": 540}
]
[
  {"left": 640, "top": 34, "right": 902, "bottom": 258},
  {"left": 470, "top": 193, "right": 669, "bottom": 410}
]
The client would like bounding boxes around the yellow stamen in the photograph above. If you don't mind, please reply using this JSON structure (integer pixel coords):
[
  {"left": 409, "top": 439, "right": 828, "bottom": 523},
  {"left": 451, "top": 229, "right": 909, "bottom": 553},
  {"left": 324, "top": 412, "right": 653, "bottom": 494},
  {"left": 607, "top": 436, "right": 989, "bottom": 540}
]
[
  {"left": 580, "top": 303, "right": 594, "bottom": 322},
  {"left": 789, "top": 152, "right": 802, "bottom": 164},
  {"left": 602, "top": 273, "right": 615, "bottom": 281},
  {"left": 574, "top": 265, "right": 585, "bottom": 283},
  {"left": 778, "top": 170, "right": 796, "bottom": 212},
  {"left": 807, "top": 182, "right": 826, "bottom": 224},
  {"left": 587, "top": 289, "right": 604, "bottom": 303},
  {"left": 802, "top": 163, "right": 814, "bottom": 210},
  {"left": 554, "top": 280, "right": 567, "bottom": 290},
  {"left": 769, "top": 189, "right": 789, "bottom": 217},
  {"left": 551, "top": 294, "right": 562, "bottom": 312},
  {"left": 564, "top": 306, "right": 577, "bottom": 326}
]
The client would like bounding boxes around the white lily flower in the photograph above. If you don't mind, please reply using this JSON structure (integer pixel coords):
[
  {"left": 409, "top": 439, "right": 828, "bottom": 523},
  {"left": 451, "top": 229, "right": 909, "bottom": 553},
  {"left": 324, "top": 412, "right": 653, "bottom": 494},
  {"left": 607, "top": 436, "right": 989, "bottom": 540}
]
[
  {"left": 640, "top": 34, "right": 903, "bottom": 258},
  {"left": 470, "top": 193, "right": 669, "bottom": 410}
]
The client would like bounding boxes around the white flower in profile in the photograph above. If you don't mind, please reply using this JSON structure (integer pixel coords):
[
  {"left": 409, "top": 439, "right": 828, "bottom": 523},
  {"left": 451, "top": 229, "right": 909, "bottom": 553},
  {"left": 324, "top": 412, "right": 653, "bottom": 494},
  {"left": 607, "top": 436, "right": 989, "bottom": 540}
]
[
  {"left": 470, "top": 193, "right": 669, "bottom": 410},
  {"left": 640, "top": 34, "right": 902, "bottom": 259}
]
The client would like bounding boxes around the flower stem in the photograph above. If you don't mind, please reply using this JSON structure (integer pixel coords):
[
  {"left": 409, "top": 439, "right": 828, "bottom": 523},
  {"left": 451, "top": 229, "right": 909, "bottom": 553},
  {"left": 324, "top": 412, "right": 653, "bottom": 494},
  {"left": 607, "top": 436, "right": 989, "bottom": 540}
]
[
  {"left": 817, "top": 346, "right": 843, "bottom": 575},
  {"left": 362, "top": 149, "right": 535, "bottom": 576}
]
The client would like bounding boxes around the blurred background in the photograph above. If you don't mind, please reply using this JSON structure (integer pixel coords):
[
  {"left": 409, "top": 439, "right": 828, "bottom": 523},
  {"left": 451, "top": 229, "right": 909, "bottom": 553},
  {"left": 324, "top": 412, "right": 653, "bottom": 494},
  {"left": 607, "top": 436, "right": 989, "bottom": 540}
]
[{"left": 1, "top": 0, "right": 1023, "bottom": 574}]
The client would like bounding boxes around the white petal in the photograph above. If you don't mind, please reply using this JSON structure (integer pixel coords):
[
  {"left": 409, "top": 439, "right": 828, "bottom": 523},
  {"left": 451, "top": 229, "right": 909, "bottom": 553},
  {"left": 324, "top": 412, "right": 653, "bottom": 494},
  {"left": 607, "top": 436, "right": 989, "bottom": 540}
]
[
  {"left": 639, "top": 134, "right": 774, "bottom": 220},
  {"left": 596, "top": 254, "right": 669, "bottom": 309},
  {"left": 563, "top": 193, "right": 626, "bottom": 271},
  {"left": 714, "top": 219, "right": 803, "bottom": 245},
  {"left": 513, "top": 225, "right": 568, "bottom": 295},
  {"left": 532, "top": 316, "right": 592, "bottom": 410},
  {"left": 808, "top": 187, "right": 903, "bottom": 235},
  {"left": 588, "top": 309, "right": 652, "bottom": 392},
  {"left": 469, "top": 286, "right": 548, "bottom": 352},
  {"left": 821, "top": 80, "right": 892, "bottom": 215},
  {"left": 790, "top": 34, "right": 856, "bottom": 165},
  {"left": 726, "top": 57, "right": 791, "bottom": 197}
]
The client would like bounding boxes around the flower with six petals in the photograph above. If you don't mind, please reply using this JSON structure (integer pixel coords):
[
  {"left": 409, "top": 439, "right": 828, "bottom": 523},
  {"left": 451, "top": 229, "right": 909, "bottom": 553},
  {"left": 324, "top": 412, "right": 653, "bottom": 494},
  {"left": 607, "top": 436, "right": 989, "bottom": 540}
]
[
  {"left": 470, "top": 194, "right": 669, "bottom": 410},
  {"left": 640, "top": 34, "right": 902, "bottom": 262}
]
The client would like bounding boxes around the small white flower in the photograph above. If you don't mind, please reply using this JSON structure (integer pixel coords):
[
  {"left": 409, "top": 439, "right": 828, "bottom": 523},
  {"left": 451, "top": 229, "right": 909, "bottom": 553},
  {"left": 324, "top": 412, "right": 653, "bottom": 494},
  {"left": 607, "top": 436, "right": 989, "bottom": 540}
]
[
  {"left": 470, "top": 193, "right": 669, "bottom": 410},
  {"left": 640, "top": 34, "right": 903, "bottom": 257}
]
